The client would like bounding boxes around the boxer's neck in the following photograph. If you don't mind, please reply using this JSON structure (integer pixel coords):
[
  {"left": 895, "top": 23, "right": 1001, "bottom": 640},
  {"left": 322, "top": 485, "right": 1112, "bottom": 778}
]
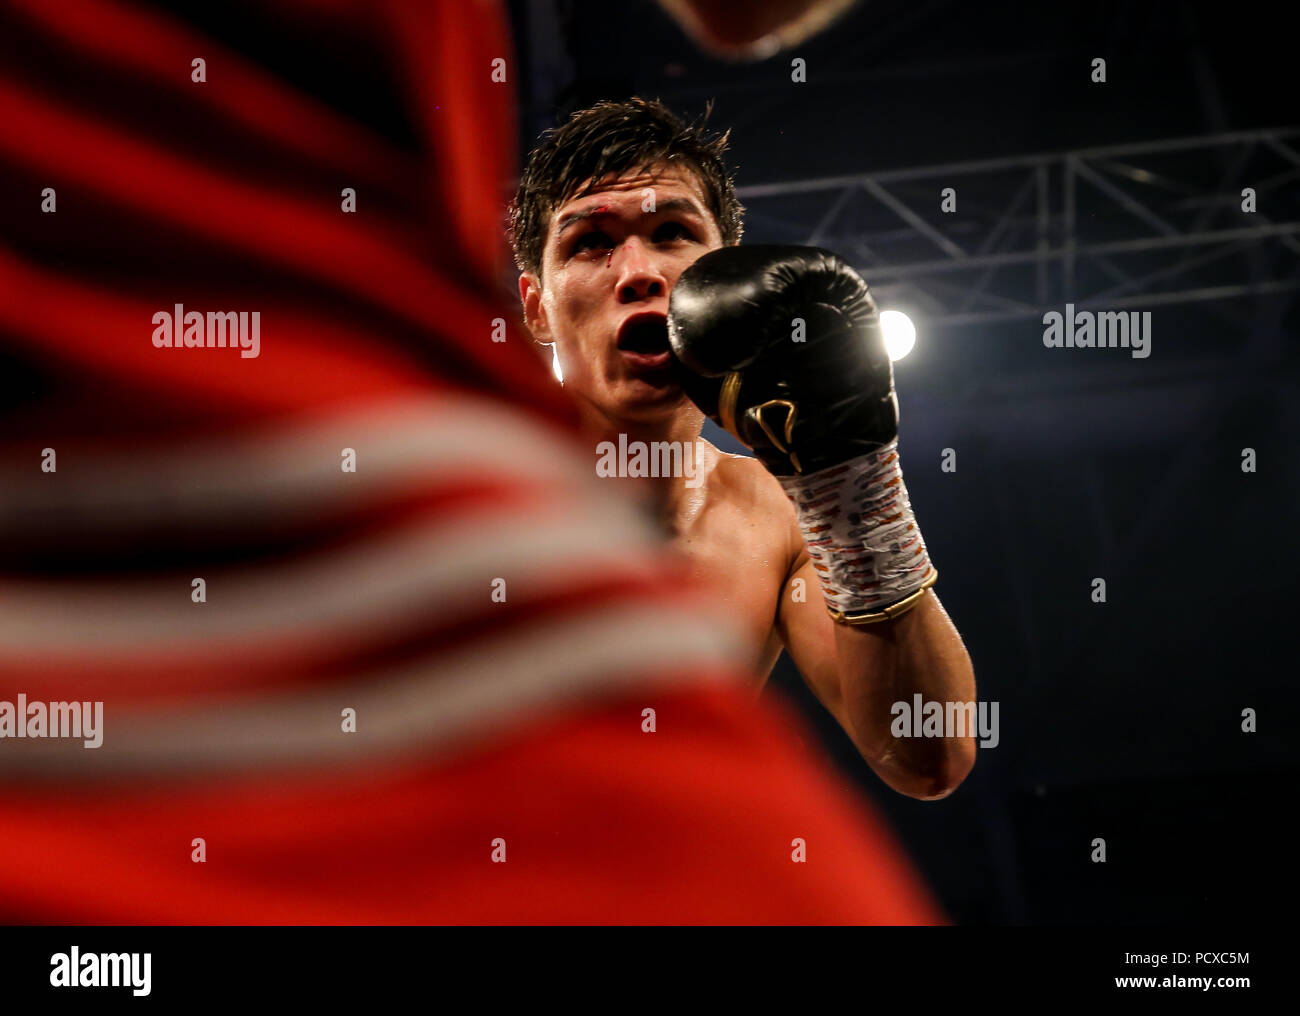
[{"left": 579, "top": 401, "right": 713, "bottom": 536}]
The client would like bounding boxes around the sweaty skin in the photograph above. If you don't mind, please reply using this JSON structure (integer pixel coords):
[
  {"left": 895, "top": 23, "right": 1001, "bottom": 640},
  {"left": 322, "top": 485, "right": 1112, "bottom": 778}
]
[
  {"left": 520, "top": 164, "right": 976, "bottom": 798},
  {"left": 666, "top": 443, "right": 803, "bottom": 679}
]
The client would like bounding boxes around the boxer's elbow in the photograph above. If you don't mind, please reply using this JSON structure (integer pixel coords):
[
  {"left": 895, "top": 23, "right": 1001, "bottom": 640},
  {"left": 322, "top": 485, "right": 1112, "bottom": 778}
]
[
  {"left": 877, "top": 738, "right": 976, "bottom": 801},
  {"left": 920, "top": 737, "right": 977, "bottom": 799}
]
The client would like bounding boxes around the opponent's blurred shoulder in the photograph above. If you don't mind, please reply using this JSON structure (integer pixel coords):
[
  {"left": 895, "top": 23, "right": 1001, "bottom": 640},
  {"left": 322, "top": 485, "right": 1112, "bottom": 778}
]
[{"left": 657, "top": 0, "right": 859, "bottom": 61}]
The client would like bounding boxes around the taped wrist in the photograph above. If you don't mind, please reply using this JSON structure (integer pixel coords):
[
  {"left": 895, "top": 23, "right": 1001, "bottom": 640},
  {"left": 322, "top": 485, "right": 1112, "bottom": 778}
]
[{"left": 777, "top": 440, "right": 936, "bottom": 621}]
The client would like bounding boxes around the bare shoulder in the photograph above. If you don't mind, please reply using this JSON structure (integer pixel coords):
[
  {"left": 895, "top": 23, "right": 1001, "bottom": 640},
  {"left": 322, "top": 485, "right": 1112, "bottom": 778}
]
[{"left": 702, "top": 443, "right": 799, "bottom": 532}]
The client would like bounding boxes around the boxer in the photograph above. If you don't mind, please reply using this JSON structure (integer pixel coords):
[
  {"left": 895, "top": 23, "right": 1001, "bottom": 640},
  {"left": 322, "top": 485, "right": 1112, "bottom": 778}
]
[{"left": 511, "top": 98, "right": 978, "bottom": 800}]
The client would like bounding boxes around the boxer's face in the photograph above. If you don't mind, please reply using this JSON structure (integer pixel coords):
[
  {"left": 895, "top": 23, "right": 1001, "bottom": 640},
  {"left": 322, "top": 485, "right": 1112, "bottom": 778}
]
[{"left": 521, "top": 164, "right": 725, "bottom": 424}]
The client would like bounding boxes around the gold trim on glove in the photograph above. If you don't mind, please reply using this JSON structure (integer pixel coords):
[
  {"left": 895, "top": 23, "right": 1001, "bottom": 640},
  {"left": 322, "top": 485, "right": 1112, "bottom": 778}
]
[
  {"left": 719, "top": 371, "right": 743, "bottom": 443},
  {"left": 718, "top": 378, "right": 805, "bottom": 475},
  {"left": 751, "top": 399, "right": 802, "bottom": 474},
  {"left": 828, "top": 568, "right": 938, "bottom": 626}
]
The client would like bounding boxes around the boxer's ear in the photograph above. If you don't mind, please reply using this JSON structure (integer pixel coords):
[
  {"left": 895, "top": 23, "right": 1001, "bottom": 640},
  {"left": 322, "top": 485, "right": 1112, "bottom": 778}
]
[{"left": 519, "top": 271, "right": 552, "bottom": 345}]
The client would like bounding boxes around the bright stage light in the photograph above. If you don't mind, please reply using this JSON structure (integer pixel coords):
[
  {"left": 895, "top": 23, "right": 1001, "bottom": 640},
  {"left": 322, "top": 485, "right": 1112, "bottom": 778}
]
[{"left": 879, "top": 310, "right": 916, "bottom": 361}]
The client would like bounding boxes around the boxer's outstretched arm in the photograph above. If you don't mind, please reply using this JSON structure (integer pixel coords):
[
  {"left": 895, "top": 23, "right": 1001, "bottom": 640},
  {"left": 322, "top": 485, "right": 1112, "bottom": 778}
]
[{"left": 778, "top": 540, "right": 978, "bottom": 800}]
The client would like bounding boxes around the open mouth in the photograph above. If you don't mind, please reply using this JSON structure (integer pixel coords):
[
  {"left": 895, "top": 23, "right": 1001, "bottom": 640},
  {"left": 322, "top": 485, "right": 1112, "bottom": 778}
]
[{"left": 616, "top": 313, "right": 671, "bottom": 360}]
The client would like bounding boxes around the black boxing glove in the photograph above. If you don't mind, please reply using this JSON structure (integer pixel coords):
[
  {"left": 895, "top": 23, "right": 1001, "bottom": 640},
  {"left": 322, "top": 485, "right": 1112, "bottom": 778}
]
[
  {"left": 667, "top": 244, "right": 896, "bottom": 476},
  {"left": 668, "top": 244, "right": 936, "bottom": 624}
]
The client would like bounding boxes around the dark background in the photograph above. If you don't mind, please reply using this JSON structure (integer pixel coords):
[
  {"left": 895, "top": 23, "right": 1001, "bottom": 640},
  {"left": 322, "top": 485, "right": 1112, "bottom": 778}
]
[{"left": 505, "top": 0, "right": 1298, "bottom": 924}]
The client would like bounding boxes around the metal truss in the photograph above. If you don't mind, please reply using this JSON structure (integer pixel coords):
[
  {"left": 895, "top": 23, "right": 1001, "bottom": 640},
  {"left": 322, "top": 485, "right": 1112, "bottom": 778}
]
[
  {"left": 737, "top": 130, "right": 1300, "bottom": 734},
  {"left": 737, "top": 128, "right": 1300, "bottom": 328}
]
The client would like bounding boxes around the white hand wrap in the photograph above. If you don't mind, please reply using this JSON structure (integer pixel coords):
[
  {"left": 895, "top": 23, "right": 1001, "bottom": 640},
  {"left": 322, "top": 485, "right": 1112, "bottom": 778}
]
[{"left": 777, "top": 439, "right": 936, "bottom": 621}]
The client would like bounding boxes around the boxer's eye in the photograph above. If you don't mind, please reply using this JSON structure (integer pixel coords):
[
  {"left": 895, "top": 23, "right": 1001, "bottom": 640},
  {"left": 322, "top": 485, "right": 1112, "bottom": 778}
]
[
  {"left": 654, "top": 222, "right": 693, "bottom": 243},
  {"left": 573, "top": 231, "right": 612, "bottom": 254}
]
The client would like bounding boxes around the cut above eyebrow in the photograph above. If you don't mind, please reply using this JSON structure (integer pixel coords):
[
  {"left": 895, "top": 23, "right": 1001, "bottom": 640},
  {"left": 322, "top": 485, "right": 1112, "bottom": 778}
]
[{"left": 553, "top": 197, "right": 706, "bottom": 242}]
